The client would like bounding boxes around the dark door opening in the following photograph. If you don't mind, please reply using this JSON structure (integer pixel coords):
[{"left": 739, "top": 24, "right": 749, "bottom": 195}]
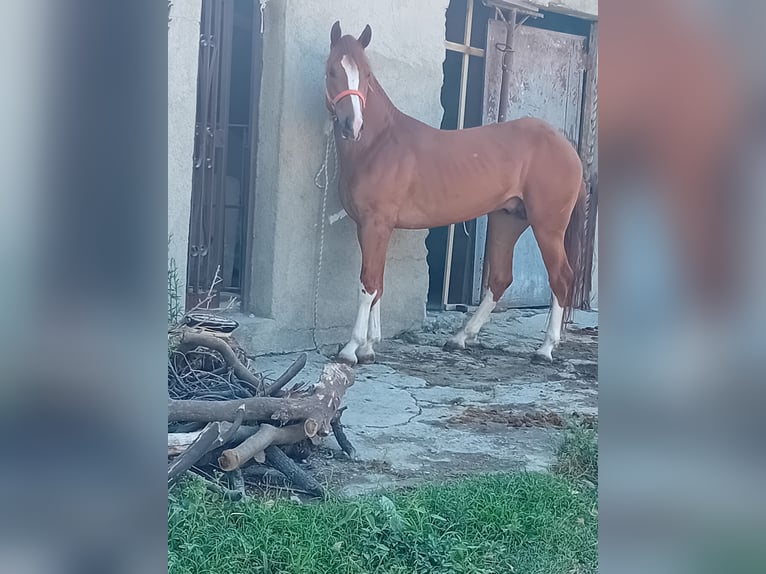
[
  {"left": 428, "top": 1, "right": 596, "bottom": 311},
  {"left": 187, "top": 0, "right": 262, "bottom": 309},
  {"left": 427, "top": 0, "right": 492, "bottom": 310}
]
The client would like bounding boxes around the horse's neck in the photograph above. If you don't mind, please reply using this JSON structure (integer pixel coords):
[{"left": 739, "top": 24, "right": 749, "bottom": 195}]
[{"left": 367, "top": 76, "right": 397, "bottom": 117}]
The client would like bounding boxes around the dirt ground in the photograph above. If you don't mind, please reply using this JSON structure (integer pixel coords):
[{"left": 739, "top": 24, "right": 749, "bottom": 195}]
[{"left": 255, "top": 308, "right": 598, "bottom": 496}]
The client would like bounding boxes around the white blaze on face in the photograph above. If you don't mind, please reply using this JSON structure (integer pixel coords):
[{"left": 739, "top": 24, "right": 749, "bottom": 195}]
[{"left": 340, "top": 54, "right": 363, "bottom": 139}]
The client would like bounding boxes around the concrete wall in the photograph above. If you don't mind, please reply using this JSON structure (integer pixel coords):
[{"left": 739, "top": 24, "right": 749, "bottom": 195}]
[
  {"left": 167, "top": 0, "right": 201, "bottom": 309},
  {"left": 244, "top": 0, "right": 449, "bottom": 353}
]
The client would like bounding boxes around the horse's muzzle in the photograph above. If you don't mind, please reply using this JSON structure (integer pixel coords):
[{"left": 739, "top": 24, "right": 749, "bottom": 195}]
[{"left": 339, "top": 115, "right": 363, "bottom": 141}]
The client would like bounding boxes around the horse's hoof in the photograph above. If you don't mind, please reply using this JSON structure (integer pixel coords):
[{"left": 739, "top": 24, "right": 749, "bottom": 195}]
[
  {"left": 443, "top": 338, "right": 466, "bottom": 352},
  {"left": 337, "top": 349, "right": 358, "bottom": 366},
  {"left": 356, "top": 351, "right": 376, "bottom": 364},
  {"left": 531, "top": 351, "right": 553, "bottom": 364}
]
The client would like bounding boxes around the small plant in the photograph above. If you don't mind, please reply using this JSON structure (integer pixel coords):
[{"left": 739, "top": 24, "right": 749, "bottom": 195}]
[
  {"left": 552, "top": 418, "right": 598, "bottom": 485},
  {"left": 168, "top": 236, "right": 183, "bottom": 325}
]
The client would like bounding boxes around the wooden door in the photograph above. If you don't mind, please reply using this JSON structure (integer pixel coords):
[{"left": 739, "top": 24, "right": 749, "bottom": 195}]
[{"left": 473, "top": 20, "right": 587, "bottom": 307}]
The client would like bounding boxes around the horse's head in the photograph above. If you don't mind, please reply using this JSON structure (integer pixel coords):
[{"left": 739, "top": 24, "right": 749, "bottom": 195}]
[{"left": 326, "top": 21, "right": 372, "bottom": 141}]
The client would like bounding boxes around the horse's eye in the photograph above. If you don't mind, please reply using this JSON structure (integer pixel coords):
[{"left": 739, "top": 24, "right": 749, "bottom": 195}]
[{"left": 328, "top": 69, "right": 336, "bottom": 78}]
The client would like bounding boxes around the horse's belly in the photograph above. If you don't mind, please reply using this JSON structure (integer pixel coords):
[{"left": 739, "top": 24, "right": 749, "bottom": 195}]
[{"left": 395, "top": 191, "right": 512, "bottom": 229}]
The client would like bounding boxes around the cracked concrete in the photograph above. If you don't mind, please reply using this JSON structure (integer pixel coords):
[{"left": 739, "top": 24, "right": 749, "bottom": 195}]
[{"left": 253, "top": 308, "right": 598, "bottom": 496}]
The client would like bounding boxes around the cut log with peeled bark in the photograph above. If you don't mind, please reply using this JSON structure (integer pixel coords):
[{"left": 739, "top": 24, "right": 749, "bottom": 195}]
[
  {"left": 218, "top": 424, "right": 307, "bottom": 471},
  {"left": 168, "top": 363, "right": 354, "bottom": 438}
]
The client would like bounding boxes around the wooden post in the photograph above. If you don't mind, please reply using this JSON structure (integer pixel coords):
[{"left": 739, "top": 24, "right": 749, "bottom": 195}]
[
  {"left": 497, "top": 9, "right": 517, "bottom": 124},
  {"left": 577, "top": 22, "right": 599, "bottom": 310},
  {"left": 442, "top": 0, "right": 476, "bottom": 310}
]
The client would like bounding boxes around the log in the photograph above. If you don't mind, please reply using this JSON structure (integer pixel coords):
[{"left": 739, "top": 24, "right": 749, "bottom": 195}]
[
  {"left": 168, "top": 425, "right": 259, "bottom": 456},
  {"left": 226, "top": 468, "right": 246, "bottom": 499},
  {"left": 242, "top": 465, "right": 289, "bottom": 487},
  {"left": 219, "top": 424, "right": 308, "bottom": 471},
  {"left": 266, "top": 353, "right": 307, "bottom": 396},
  {"left": 265, "top": 445, "right": 324, "bottom": 497},
  {"left": 168, "top": 363, "right": 354, "bottom": 437},
  {"left": 179, "top": 330, "right": 262, "bottom": 392},
  {"left": 168, "top": 423, "right": 221, "bottom": 486},
  {"left": 169, "top": 431, "right": 207, "bottom": 457},
  {"left": 331, "top": 407, "right": 357, "bottom": 460},
  {"left": 167, "top": 405, "right": 246, "bottom": 485}
]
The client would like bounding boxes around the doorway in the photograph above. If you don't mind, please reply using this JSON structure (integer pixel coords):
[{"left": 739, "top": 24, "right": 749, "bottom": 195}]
[
  {"left": 186, "top": 0, "right": 262, "bottom": 309},
  {"left": 427, "top": 0, "right": 493, "bottom": 310},
  {"left": 429, "top": 0, "right": 596, "bottom": 310}
]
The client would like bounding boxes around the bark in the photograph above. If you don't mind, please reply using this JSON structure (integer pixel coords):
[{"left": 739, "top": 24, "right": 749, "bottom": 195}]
[
  {"left": 266, "top": 353, "right": 307, "bottom": 396},
  {"left": 168, "top": 423, "right": 221, "bottom": 486},
  {"left": 179, "top": 330, "right": 262, "bottom": 391},
  {"left": 168, "top": 363, "right": 354, "bottom": 437},
  {"left": 168, "top": 424, "right": 260, "bottom": 456},
  {"left": 265, "top": 446, "right": 324, "bottom": 497},
  {"left": 331, "top": 407, "right": 357, "bottom": 460},
  {"left": 218, "top": 424, "right": 308, "bottom": 471},
  {"left": 167, "top": 405, "right": 246, "bottom": 485}
]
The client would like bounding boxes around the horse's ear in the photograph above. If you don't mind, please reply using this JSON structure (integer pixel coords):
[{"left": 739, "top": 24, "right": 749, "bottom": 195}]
[
  {"left": 331, "top": 21, "right": 342, "bottom": 47},
  {"left": 358, "top": 24, "right": 372, "bottom": 49}
]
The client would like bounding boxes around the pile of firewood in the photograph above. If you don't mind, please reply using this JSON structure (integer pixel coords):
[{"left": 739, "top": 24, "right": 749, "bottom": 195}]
[{"left": 167, "top": 327, "right": 355, "bottom": 499}]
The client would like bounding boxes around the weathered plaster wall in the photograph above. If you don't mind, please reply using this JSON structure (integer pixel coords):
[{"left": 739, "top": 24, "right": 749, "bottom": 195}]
[
  {"left": 168, "top": 0, "right": 201, "bottom": 309},
  {"left": 245, "top": 0, "right": 449, "bottom": 353}
]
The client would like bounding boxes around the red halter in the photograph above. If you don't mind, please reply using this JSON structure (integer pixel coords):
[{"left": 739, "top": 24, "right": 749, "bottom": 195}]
[{"left": 326, "top": 88, "right": 366, "bottom": 114}]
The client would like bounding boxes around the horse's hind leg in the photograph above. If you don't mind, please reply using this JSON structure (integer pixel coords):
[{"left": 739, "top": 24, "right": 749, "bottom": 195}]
[
  {"left": 531, "top": 226, "right": 574, "bottom": 362},
  {"left": 445, "top": 211, "right": 528, "bottom": 350}
]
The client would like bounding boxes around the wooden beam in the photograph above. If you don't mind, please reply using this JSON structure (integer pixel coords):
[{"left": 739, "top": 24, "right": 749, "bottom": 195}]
[
  {"left": 444, "top": 41, "right": 485, "bottom": 58},
  {"left": 442, "top": 0, "right": 476, "bottom": 309}
]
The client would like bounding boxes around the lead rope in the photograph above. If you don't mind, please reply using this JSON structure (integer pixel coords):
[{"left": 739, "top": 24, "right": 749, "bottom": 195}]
[{"left": 312, "top": 120, "right": 338, "bottom": 348}]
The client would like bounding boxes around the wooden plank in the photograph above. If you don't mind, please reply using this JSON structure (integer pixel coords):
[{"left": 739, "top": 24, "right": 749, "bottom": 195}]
[
  {"left": 472, "top": 18, "right": 508, "bottom": 304},
  {"left": 577, "top": 22, "right": 599, "bottom": 309},
  {"left": 476, "top": 22, "right": 588, "bottom": 308},
  {"left": 444, "top": 41, "right": 485, "bottom": 58}
]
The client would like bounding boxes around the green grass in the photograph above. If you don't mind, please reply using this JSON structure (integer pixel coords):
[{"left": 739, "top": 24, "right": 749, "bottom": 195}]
[{"left": 168, "top": 471, "right": 597, "bottom": 574}]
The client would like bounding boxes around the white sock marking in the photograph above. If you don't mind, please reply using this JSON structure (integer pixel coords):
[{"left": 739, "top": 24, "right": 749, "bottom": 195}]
[
  {"left": 358, "top": 300, "right": 381, "bottom": 360},
  {"left": 340, "top": 55, "right": 363, "bottom": 139},
  {"left": 536, "top": 296, "right": 564, "bottom": 360},
  {"left": 339, "top": 282, "right": 376, "bottom": 364},
  {"left": 448, "top": 289, "right": 496, "bottom": 348},
  {"left": 368, "top": 299, "right": 381, "bottom": 343}
]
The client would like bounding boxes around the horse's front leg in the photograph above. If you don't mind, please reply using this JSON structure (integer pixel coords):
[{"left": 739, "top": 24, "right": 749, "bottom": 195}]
[
  {"left": 338, "top": 221, "right": 392, "bottom": 366},
  {"left": 356, "top": 299, "right": 380, "bottom": 364}
]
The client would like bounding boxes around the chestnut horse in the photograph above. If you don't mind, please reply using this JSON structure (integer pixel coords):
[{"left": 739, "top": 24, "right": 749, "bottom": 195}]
[{"left": 325, "top": 21, "right": 586, "bottom": 366}]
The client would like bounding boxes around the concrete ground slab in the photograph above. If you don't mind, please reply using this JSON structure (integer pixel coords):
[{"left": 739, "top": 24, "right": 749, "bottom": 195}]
[{"left": 253, "top": 308, "right": 598, "bottom": 496}]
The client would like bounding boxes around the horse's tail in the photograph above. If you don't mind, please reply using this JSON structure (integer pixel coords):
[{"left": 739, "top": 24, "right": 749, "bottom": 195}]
[{"left": 563, "top": 179, "right": 588, "bottom": 324}]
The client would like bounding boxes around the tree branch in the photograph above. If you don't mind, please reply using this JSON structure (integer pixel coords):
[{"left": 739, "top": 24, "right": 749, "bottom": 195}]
[
  {"left": 218, "top": 424, "right": 307, "bottom": 471},
  {"left": 180, "top": 330, "right": 261, "bottom": 391},
  {"left": 266, "top": 353, "right": 307, "bottom": 396},
  {"left": 168, "top": 363, "right": 354, "bottom": 436}
]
